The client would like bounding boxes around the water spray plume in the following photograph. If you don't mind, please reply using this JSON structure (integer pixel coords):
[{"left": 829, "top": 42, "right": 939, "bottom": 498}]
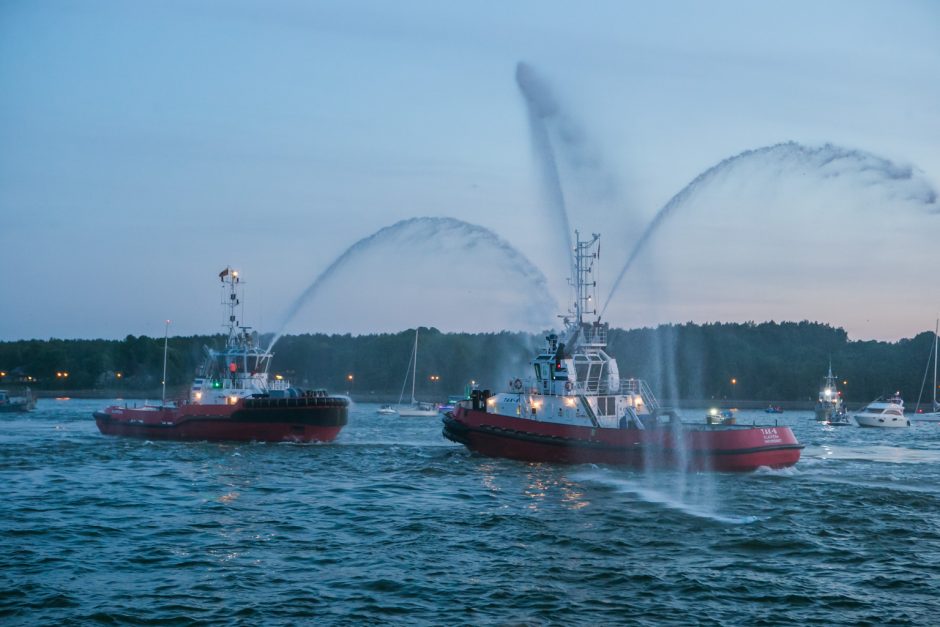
[
  {"left": 516, "top": 62, "right": 575, "bottom": 281},
  {"left": 601, "top": 141, "right": 940, "bottom": 316},
  {"left": 267, "top": 217, "right": 556, "bottom": 351}
]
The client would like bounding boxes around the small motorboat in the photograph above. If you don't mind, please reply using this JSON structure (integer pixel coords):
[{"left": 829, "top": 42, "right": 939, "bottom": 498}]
[
  {"left": 764, "top": 405, "right": 783, "bottom": 414},
  {"left": 438, "top": 393, "right": 471, "bottom": 413},
  {"left": 706, "top": 408, "right": 736, "bottom": 424},
  {"left": 824, "top": 413, "right": 852, "bottom": 426},
  {"left": 376, "top": 405, "right": 398, "bottom": 415}
]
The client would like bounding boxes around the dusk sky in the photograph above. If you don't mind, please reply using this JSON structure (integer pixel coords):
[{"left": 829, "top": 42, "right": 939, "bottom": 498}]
[{"left": 1, "top": 0, "right": 938, "bottom": 342}]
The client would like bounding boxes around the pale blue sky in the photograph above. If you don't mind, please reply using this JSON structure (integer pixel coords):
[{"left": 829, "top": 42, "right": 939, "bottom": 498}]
[{"left": 1, "top": 0, "right": 938, "bottom": 341}]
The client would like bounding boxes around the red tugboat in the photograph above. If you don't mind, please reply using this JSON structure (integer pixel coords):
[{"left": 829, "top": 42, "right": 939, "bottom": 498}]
[
  {"left": 94, "top": 267, "right": 348, "bottom": 443},
  {"left": 443, "top": 233, "right": 802, "bottom": 471}
]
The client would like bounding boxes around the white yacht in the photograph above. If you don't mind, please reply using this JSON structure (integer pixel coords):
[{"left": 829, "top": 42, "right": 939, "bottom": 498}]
[{"left": 853, "top": 393, "right": 909, "bottom": 428}]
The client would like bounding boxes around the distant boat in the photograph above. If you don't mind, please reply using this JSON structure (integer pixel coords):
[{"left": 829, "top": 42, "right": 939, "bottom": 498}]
[
  {"left": 853, "top": 393, "right": 909, "bottom": 428},
  {"left": 0, "top": 388, "right": 36, "bottom": 413},
  {"left": 376, "top": 404, "right": 398, "bottom": 416},
  {"left": 706, "top": 408, "right": 736, "bottom": 424},
  {"left": 912, "top": 319, "right": 940, "bottom": 423},
  {"left": 814, "top": 362, "right": 847, "bottom": 423},
  {"left": 396, "top": 328, "right": 439, "bottom": 417},
  {"left": 764, "top": 405, "right": 783, "bottom": 414},
  {"left": 438, "top": 392, "right": 471, "bottom": 413},
  {"left": 398, "top": 401, "right": 438, "bottom": 417},
  {"left": 825, "top": 412, "right": 852, "bottom": 427},
  {"left": 94, "top": 267, "right": 348, "bottom": 442}
]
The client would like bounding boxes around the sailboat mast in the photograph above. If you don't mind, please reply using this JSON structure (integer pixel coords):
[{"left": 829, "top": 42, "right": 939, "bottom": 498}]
[
  {"left": 161, "top": 319, "right": 170, "bottom": 407},
  {"left": 934, "top": 319, "right": 938, "bottom": 409},
  {"left": 412, "top": 328, "right": 419, "bottom": 404}
]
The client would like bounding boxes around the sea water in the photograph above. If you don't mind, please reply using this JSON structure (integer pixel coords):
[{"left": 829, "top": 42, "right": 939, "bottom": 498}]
[{"left": 2, "top": 400, "right": 939, "bottom": 624}]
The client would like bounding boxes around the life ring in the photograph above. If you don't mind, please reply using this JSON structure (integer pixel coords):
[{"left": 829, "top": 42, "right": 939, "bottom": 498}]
[
  {"left": 513, "top": 378, "right": 523, "bottom": 390},
  {"left": 564, "top": 381, "right": 573, "bottom": 392}
]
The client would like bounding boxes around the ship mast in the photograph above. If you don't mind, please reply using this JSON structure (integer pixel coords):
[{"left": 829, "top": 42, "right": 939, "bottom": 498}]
[
  {"left": 217, "top": 266, "right": 269, "bottom": 379},
  {"left": 571, "top": 230, "right": 600, "bottom": 325},
  {"left": 220, "top": 266, "right": 242, "bottom": 348}
]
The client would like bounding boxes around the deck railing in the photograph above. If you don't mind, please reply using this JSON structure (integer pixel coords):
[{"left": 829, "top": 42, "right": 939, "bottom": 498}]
[{"left": 571, "top": 377, "right": 659, "bottom": 411}]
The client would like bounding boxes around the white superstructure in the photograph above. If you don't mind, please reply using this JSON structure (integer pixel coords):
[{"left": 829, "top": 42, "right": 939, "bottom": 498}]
[{"left": 484, "top": 232, "right": 660, "bottom": 430}]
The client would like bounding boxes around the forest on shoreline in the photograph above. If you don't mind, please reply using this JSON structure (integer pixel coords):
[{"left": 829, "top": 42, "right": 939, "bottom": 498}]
[{"left": 1, "top": 321, "right": 936, "bottom": 406}]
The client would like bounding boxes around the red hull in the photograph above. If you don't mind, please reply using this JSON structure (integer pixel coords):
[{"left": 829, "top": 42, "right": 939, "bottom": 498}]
[
  {"left": 94, "top": 396, "right": 348, "bottom": 443},
  {"left": 443, "top": 406, "right": 802, "bottom": 472}
]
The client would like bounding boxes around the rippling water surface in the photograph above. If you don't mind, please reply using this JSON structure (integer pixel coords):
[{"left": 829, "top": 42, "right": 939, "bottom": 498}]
[{"left": 2, "top": 400, "right": 939, "bottom": 624}]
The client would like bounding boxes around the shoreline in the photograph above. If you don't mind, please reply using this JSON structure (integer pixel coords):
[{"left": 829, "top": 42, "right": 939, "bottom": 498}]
[{"left": 32, "top": 389, "right": 854, "bottom": 410}]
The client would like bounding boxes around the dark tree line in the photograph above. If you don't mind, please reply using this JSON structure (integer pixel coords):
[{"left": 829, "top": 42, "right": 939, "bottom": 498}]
[{"left": 0, "top": 321, "right": 935, "bottom": 404}]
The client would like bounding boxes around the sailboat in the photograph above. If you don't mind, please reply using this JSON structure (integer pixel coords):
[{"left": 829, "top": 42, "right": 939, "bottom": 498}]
[
  {"left": 397, "top": 328, "right": 439, "bottom": 417},
  {"left": 912, "top": 318, "right": 940, "bottom": 423}
]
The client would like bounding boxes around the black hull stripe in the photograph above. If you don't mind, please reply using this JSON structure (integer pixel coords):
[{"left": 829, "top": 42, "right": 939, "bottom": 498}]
[
  {"left": 95, "top": 408, "right": 347, "bottom": 429},
  {"left": 443, "top": 417, "right": 803, "bottom": 457}
]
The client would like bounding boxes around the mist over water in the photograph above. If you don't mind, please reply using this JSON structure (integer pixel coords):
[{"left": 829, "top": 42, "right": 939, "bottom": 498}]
[{"left": 267, "top": 217, "right": 557, "bottom": 349}]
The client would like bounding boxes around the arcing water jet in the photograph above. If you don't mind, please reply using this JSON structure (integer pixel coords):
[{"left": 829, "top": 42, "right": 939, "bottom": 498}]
[
  {"left": 267, "top": 217, "right": 557, "bottom": 351},
  {"left": 516, "top": 62, "right": 575, "bottom": 283},
  {"left": 601, "top": 141, "right": 940, "bottom": 316}
]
